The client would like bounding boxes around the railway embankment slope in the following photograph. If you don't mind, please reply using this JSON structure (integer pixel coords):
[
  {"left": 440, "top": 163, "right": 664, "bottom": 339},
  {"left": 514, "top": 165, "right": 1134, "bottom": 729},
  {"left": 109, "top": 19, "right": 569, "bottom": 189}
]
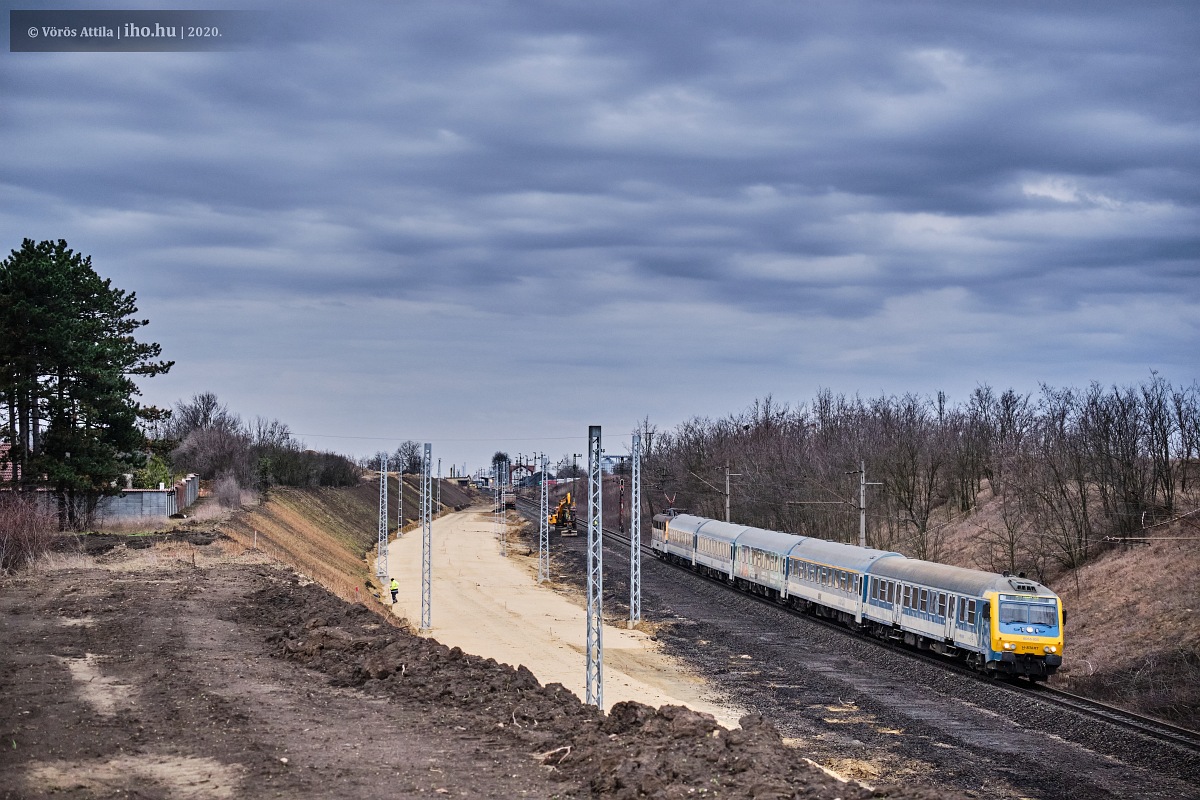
[{"left": 935, "top": 489, "right": 1200, "bottom": 729}]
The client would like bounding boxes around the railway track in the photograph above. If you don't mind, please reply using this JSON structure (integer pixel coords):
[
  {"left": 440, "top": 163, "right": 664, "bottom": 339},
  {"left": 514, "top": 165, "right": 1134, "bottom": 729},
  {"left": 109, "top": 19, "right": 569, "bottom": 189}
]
[{"left": 512, "top": 493, "right": 1200, "bottom": 754}]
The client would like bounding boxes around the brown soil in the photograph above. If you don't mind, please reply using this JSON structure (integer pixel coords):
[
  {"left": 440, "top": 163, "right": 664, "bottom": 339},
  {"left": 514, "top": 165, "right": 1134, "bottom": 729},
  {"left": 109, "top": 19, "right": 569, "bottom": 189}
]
[{"left": 1, "top": 540, "right": 951, "bottom": 799}]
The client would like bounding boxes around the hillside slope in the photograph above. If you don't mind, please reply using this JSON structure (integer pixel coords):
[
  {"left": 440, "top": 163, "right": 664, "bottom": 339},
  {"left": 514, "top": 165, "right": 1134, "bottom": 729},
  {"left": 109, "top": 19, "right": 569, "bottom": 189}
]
[
  {"left": 932, "top": 489, "right": 1200, "bottom": 727},
  {"left": 217, "top": 474, "right": 477, "bottom": 605}
]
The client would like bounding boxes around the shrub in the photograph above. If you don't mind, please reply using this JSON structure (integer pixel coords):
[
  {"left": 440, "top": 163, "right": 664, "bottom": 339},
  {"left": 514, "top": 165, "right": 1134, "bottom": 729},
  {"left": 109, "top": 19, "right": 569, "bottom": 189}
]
[
  {"left": 215, "top": 472, "right": 242, "bottom": 508},
  {"left": 0, "top": 494, "right": 57, "bottom": 573}
]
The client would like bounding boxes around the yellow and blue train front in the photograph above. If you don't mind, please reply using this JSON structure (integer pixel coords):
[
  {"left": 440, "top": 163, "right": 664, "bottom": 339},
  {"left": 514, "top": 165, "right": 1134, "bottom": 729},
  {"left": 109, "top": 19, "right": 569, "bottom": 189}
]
[{"left": 987, "top": 591, "right": 1064, "bottom": 677}]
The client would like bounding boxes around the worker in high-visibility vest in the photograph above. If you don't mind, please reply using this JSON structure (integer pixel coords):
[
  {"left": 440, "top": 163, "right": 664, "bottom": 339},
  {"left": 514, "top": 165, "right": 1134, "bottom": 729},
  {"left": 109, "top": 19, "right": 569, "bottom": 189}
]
[{"left": 389, "top": 577, "right": 399, "bottom": 604}]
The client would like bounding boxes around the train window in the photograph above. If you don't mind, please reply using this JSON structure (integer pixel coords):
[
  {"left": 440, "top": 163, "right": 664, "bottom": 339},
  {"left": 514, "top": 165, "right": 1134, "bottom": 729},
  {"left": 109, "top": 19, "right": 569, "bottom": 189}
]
[
  {"left": 919, "top": 589, "right": 928, "bottom": 612},
  {"left": 938, "top": 594, "right": 946, "bottom": 617},
  {"left": 902, "top": 586, "right": 911, "bottom": 608},
  {"left": 967, "top": 599, "right": 977, "bottom": 625}
]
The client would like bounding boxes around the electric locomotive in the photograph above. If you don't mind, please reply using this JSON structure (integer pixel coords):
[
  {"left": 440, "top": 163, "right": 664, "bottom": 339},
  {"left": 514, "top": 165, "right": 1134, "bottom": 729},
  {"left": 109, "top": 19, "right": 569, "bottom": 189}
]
[{"left": 650, "top": 513, "right": 1064, "bottom": 680}]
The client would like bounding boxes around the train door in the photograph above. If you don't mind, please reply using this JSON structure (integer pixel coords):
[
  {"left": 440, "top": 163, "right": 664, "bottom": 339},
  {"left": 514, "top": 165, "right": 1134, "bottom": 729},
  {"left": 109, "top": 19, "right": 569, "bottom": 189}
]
[
  {"left": 891, "top": 583, "right": 903, "bottom": 626},
  {"left": 944, "top": 595, "right": 957, "bottom": 641}
]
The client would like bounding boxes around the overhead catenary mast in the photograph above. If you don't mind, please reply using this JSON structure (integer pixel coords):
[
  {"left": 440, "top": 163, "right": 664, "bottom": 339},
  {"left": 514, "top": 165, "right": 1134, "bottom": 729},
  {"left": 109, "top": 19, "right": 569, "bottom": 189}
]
[
  {"left": 420, "top": 443, "right": 432, "bottom": 631},
  {"left": 585, "top": 425, "right": 603, "bottom": 708},
  {"left": 539, "top": 452, "right": 549, "bottom": 583},
  {"left": 376, "top": 452, "right": 388, "bottom": 579},
  {"left": 629, "top": 431, "right": 642, "bottom": 628}
]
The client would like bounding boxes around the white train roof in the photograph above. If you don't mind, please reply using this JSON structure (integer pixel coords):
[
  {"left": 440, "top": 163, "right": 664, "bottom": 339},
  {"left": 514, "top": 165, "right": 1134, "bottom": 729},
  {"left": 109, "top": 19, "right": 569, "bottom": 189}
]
[
  {"left": 869, "top": 557, "right": 1055, "bottom": 597},
  {"left": 667, "top": 514, "right": 751, "bottom": 543},
  {"left": 786, "top": 536, "right": 902, "bottom": 573}
]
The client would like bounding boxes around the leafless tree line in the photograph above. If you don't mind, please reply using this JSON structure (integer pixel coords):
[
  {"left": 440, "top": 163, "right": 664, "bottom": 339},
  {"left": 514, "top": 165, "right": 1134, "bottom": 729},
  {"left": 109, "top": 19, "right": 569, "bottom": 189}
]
[
  {"left": 165, "top": 392, "right": 360, "bottom": 500},
  {"left": 642, "top": 375, "right": 1200, "bottom": 580},
  {"left": 365, "top": 442, "right": 424, "bottom": 474}
]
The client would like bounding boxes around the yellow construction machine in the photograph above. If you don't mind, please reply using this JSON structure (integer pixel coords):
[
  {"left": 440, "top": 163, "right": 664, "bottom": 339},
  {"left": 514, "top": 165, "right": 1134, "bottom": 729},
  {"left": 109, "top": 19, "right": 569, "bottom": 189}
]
[{"left": 549, "top": 492, "right": 578, "bottom": 535}]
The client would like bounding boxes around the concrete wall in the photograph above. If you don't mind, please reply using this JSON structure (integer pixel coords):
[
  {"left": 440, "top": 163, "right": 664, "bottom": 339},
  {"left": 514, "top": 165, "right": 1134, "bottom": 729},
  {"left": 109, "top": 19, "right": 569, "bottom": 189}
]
[
  {"left": 93, "top": 473, "right": 200, "bottom": 519},
  {"left": 24, "top": 474, "right": 201, "bottom": 521}
]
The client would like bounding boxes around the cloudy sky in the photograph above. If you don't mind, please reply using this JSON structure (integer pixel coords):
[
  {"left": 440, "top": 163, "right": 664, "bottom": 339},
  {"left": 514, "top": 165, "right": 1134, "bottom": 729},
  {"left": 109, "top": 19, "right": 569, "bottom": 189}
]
[{"left": 3, "top": 1, "right": 1197, "bottom": 473}]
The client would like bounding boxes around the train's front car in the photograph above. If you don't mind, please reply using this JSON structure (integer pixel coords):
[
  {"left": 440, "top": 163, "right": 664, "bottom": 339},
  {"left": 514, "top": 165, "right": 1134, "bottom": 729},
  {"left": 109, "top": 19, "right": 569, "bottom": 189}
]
[{"left": 986, "top": 576, "right": 1064, "bottom": 681}]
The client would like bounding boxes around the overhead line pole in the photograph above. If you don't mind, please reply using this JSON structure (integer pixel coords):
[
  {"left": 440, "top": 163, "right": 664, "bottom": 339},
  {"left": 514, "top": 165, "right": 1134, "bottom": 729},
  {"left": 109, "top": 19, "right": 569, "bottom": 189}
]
[
  {"left": 856, "top": 461, "right": 882, "bottom": 549},
  {"left": 539, "top": 452, "right": 549, "bottom": 584},
  {"left": 420, "top": 443, "right": 432, "bottom": 631},
  {"left": 629, "top": 432, "right": 642, "bottom": 628},
  {"left": 585, "top": 425, "right": 603, "bottom": 709},
  {"left": 376, "top": 453, "right": 388, "bottom": 579}
]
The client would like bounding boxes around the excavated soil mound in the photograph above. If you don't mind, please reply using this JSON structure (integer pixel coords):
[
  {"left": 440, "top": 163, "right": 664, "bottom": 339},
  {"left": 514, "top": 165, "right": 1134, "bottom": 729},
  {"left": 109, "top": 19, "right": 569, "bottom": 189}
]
[{"left": 251, "top": 577, "right": 955, "bottom": 799}]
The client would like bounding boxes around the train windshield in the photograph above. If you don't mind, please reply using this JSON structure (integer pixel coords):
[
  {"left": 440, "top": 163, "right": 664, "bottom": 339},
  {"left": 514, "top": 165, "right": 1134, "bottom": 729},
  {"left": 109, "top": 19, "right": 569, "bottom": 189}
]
[{"left": 999, "top": 599, "right": 1058, "bottom": 626}]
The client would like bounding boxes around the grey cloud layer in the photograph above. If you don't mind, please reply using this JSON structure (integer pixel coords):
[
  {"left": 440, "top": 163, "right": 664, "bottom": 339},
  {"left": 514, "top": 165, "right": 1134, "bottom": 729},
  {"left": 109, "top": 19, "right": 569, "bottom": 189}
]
[{"left": 2, "top": 0, "right": 1196, "bottom": 465}]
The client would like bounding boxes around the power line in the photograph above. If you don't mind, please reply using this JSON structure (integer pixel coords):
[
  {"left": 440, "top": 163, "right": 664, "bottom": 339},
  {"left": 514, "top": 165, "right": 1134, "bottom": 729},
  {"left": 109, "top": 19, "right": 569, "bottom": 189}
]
[{"left": 290, "top": 431, "right": 581, "bottom": 443}]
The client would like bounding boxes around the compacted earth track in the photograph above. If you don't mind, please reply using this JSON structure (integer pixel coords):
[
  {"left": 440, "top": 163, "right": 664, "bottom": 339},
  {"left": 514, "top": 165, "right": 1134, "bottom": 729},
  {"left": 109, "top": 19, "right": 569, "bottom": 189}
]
[{"left": 513, "top": 501, "right": 1200, "bottom": 800}]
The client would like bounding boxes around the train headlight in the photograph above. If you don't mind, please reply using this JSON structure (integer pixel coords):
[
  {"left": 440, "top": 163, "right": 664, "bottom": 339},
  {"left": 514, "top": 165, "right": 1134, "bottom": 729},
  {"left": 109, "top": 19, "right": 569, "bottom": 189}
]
[
  {"left": 1003, "top": 642, "right": 1017, "bottom": 651},
  {"left": 1044, "top": 645, "right": 1057, "bottom": 654}
]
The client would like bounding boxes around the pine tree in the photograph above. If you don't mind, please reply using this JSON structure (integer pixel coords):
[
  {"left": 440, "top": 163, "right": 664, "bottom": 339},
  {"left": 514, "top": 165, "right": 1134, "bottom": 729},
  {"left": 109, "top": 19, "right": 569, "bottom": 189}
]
[{"left": 0, "top": 239, "right": 173, "bottom": 527}]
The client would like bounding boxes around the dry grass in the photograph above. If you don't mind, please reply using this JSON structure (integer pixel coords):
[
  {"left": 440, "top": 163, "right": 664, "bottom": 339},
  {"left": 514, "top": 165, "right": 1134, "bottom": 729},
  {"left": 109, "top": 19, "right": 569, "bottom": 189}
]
[
  {"left": 1051, "top": 535, "right": 1200, "bottom": 725},
  {"left": 217, "top": 482, "right": 386, "bottom": 610},
  {"left": 33, "top": 536, "right": 268, "bottom": 575}
]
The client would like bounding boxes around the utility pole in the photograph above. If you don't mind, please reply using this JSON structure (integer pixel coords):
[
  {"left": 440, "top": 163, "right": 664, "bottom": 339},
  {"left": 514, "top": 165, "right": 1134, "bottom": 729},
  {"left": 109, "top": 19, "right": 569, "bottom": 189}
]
[
  {"left": 376, "top": 453, "right": 389, "bottom": 579},
  {"left": 856, "top": 460, "right": 882, "bottom": 549},
  {"left": 397, "top": 464, "right": 404, "bottom": 534},
  {"left": 538, "top": 452, "right": 549, "bottom": 584},
  {"left": 724, "top": 462, "right": 744, "bottom": 523},
  {"left": 629, "top": 431, "right": 642, "bottom": 629},
  {"left": 585, "top": 425, "right": 603, "bottom": 709},
  {"left": 688, "top": 465, "right": 739, "bottom": 522},
  {"left": 437, "top": 457, "right": 441, "bottom": 516},
  {"left": 420, "top": 443, "right": 432, "bottom": 631}
]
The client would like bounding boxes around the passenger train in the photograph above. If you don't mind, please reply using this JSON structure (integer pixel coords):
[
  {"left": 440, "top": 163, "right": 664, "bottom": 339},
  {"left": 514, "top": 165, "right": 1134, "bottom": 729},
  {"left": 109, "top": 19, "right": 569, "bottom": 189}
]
[{"left": 650, "top": 513, "right": 1064, "bottom": 680}]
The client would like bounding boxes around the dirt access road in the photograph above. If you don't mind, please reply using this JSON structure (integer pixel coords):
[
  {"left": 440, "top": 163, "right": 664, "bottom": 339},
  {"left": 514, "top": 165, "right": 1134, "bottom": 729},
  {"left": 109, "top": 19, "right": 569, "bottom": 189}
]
[{"left": 385, "top": 507, "right": 744, "bottom": 728}]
